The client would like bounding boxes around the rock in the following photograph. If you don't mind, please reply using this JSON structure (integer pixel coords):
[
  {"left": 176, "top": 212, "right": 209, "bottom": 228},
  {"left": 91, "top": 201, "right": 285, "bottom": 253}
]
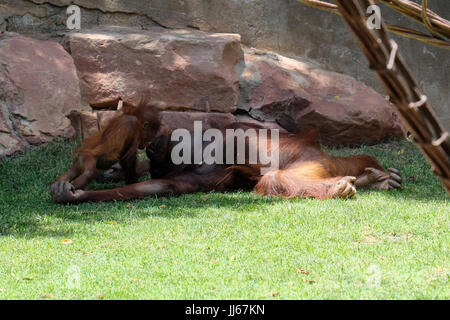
[
  {"left": 239, "top": 48, "right": 404, "bottom": 145},
  {"left": 0, "top": 33, "right": 81, "bottom": 156},
  {"left": 67, "top": 109, "right": 118, "bottom": 141},
  {"left": 234, "top": 114, "right": 288, "bottom": 133},
  {"left": 67, "top": 110, "right": 97, "bottom": 142},
  {"left": 0, "top": 111, "right": 23, "bottom": 157},
  {"left": 160, "top": 111, "right": 236, "bottom": 132},
  {"left": 67, "top": 26, "right": 242, "bottom": 113},
  {"left": 0, "top": 55, "right": 25, "bottom": 156}
]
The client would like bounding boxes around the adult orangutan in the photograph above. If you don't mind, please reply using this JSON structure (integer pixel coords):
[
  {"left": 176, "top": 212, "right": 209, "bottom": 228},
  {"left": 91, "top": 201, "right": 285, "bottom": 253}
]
[
  {"left": 51, "top": 98, "right": 160, "bottom": 193},
  {"left": 51, "top": 121, "right": 402, "bottom": 203}
]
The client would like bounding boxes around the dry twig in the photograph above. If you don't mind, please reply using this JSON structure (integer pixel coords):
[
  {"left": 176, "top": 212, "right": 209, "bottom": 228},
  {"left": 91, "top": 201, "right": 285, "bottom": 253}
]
[{"left": 298, "top": 0, "right": 450, "bottom": 48}]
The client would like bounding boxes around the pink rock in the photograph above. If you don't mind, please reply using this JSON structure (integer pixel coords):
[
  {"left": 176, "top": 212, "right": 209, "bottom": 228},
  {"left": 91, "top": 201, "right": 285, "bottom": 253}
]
[
  {"left": 240, "top": 48, "right": 405, "bottom": 145},
  {"left": 160, "top": 111, "right": 236, "bottom": 132},
  {"left": 0, "top": 110, "right": 23, "bottom": 156},
  {"left": 234, "top": 114, "right": 287, "bottom": 133},
  {"left": 67, "top": 110, "right": 99, "bottom": 142},
  {"left": 67, "top": 109, "right": 119, "bottom": 142},
  {"left": 67, "top": 26, "right": 242, "bottom": 113},
  {"left": 0, "top": 33, "right": 81, "bottom": 156}
]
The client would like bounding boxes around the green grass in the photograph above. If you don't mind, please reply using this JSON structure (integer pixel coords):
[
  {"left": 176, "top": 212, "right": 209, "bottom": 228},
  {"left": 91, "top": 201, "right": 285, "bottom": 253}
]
[{"left": 0, "top": 139, "right": 448, "bottom": 300}]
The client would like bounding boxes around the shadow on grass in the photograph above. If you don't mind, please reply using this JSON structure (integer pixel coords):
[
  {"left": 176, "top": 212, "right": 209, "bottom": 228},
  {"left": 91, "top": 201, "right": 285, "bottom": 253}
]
[
  {"left": 0, "top": 190, "right": 290, "bottom": 238},
  {"left": 0, "top": 139, "right": 448, "bottom": 238},
  {"left": 1, "top": 181, "right": 447, "bottom": 239}
]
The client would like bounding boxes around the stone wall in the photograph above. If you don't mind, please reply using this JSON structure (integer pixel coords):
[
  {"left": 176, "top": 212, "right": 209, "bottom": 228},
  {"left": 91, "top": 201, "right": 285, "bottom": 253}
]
[{"left": 1, "top": 0, "right": 448, "bottom": 130}]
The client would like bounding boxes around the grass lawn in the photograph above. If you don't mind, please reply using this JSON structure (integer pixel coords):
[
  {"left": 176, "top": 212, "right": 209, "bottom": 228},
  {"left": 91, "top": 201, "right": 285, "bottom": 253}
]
[{"left": 0, "top": 138, "right": 448, "bottom": 300}]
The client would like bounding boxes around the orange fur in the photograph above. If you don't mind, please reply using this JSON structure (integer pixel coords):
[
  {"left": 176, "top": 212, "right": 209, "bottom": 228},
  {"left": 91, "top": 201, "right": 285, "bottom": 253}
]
[
  {"left": 51, "top": 125, "right": 397, "bottom": 203},
  {"left": 54, "top": 99, "right": 160, "bottom": 189}
]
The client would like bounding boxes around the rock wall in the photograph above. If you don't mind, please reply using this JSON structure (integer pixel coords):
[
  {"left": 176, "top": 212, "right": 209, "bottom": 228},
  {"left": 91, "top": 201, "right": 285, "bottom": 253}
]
[
  {"left": 1, "top": 0, "right": 447, "bottom": 131},
  {"left": 8, "top": 1, "right": 446, "bottom": 155}
]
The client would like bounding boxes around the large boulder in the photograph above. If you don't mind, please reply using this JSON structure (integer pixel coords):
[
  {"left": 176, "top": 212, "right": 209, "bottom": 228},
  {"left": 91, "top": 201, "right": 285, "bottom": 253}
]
[
  {"left": 0, "top": 33, "right": 81, "bottom": 156},
  {"left": 239, "top": 48, "right": 405, "bottom": 145},
  {"left": 67, "top": 26, "right": 242, "bottom": 113}
]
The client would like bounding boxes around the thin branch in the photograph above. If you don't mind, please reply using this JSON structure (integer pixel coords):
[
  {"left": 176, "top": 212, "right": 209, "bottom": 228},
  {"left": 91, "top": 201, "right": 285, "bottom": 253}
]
[{"left": 298, "top": 0, "right": 450, "bottom": 48}]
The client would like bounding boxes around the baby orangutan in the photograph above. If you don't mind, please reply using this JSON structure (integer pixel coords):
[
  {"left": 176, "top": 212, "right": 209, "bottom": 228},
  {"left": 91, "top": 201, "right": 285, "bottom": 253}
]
[{"left": 51, "top": 98, "right": 160, "bottom": 201}]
